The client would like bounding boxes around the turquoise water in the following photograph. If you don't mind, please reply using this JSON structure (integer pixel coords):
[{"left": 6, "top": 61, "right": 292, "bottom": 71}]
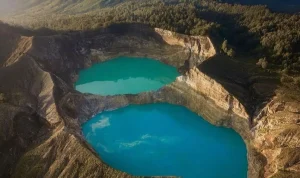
[
  {"left": 82, "top": 103, "right": 248, "bottom": 178},
  {"left": 75, "top": 57, "right": 179, "bottom": 95}
]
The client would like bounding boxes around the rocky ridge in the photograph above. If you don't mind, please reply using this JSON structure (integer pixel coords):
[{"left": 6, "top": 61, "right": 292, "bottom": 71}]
[
  {"left": 0, "top": 23, "right": 299, "bottom": 178},
  {"left": 155, "top": 28, "right": 216, "bottom": 68}
]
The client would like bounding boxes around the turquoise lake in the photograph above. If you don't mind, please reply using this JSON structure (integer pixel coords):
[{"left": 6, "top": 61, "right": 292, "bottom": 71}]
[
  {"left": 75, "top": 57, "right": 179, "bottom": 95},
  {"left": 82, "top": 103, "right": 248, "bottom": 178}
]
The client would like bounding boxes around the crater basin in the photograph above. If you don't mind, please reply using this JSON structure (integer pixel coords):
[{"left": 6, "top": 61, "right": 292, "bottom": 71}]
[
  {"left": 75, "top": 57, "right": 179, "bottom": 95},
  {"left": 82, "top": 103, "right": 248, "bottom": 178}
]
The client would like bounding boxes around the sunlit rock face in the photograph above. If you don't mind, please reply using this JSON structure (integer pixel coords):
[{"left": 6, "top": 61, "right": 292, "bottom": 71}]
[
  {"left": 82, "top": 103, "right": 247, "bottom": 178},
  {"left": 177, "top": 67, "right": 249, "bottom": 119},
  {"left": 154, "top": 28, "right": 216, "bottom": 67}
]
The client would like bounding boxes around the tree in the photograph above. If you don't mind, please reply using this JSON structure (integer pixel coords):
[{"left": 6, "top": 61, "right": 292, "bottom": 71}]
[
  {"left": 227, "top": 48, "right": 236, "bottom": 57},
  {"left": 221, "top": 40, "right": 228, "bottom": 53},
  {"left": 256, "top": 57, "right": 268, "bottom": 69},
  {"left": 221, "top": 39, "right": 235, "bottom": 57}
]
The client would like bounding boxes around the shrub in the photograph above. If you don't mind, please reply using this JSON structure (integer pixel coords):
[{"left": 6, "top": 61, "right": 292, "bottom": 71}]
[
  {"left": 294, "top": 77, "right": 300, "bottom": 87},
  {"left": 256, "top": 57, "right": 268, "bottom": 69},
  {"left": 221, "top": 39, "right": 235, "bottom": 57},
  {"left": 280, "top": 75, "right": 294, "bottom": 83}
]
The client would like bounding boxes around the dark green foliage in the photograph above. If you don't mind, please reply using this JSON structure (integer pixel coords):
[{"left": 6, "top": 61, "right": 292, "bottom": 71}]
[
  {"left": 3, "top": 0, "right": 300, "bottom": 71},
  {"left": 196, "top": 0, "right": 300, "bottom": 70}
]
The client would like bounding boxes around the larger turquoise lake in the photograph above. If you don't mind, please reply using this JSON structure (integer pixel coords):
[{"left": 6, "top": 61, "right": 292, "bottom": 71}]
[
  {"left": 75, "top": 57, "right": 179, "bottom": 95},
  {"left": 82, "top": 103, "right": 248, "bottom": 178}
]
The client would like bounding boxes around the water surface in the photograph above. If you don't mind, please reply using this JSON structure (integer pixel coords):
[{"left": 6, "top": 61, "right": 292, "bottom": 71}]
[
  {"left": 75, "top": 57, "right": 179, "bottom": 95},
  {"left": 82, "top": 103, "right": 247, "bottom": 178}
]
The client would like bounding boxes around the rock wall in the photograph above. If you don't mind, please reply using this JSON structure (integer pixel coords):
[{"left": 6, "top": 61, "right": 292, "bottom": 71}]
[
  {"left": 178, "top": 67, "right": 249, "bottom": 119},
  {"left": 155, "top": 28, "right": 216, "bottom": 67},
  {"left": 251, "top": 98, "right": 300, "bottom": 178},
  {"left": 0, "top": 22, "right": 33, "bottom": 67},
  {"left": 3, "top": 36, "right": 33, "bottom": 67},
  {"left": 0, "top": 57, "right": 61, "bottom": 177}
]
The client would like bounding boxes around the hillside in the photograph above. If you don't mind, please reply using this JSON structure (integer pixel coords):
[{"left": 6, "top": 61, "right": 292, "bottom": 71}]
[
  {"left": 0, "top": 1, "right": 300, "bottom": 178},
  {"left": 2, "top": 0, "right": 300, "bottom": 15},
  {"left": 2, "top": 0, "right": 300, "bottom": 74},
  {"left": 219, "top": 0, "right": 300, "bottom": 13},
  {"left": 0, "top": 0, "right": 126, "bottom": 17}
]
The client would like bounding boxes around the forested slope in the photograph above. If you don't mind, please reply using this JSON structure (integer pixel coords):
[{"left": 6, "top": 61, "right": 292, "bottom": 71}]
[
  {"left": 2, "top": 0, "right": 299, "bottom": 73},
  {"left": 0, "top": 0, "right": 125, "bottom": 16},
  {"left": 218, "top": 0, "right": 300, "bottom": 13}
]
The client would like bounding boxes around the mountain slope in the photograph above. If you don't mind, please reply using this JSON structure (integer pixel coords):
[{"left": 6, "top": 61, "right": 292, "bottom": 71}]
[
  {"left": 3, "top": 0, "right": 299, "bottom": 73},
  {"left": 0, "top": 0, "right": 127, "bottom": 17},
  {"left": 221, "top": 0, "right": 300, "bottom": 13},
  {"left": 1, "top": 0, "right": 299, "bottom": 17},
  {"left": 0, "top": 21, "right": 33, "bottom": 66}
]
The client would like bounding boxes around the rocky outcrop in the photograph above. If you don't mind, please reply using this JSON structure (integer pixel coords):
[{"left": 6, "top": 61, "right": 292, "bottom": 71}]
[
  {"left": 12, "top": 125, "right": 133, "bottom": 178},
  {"left": 87, "top": 25, "right": 217, "bottom": 72},
  {"left": 177, "top": 67, "right": 249, "bottom": 119},
  {"left": 0, "top": 57, "right": 60, "bottom": 177},
  {"left": 87, "top": 24, "right": 190, "bottom": 70},
  {"left": 0, "top": 22, "right": 33, "bottom": 66},
  {"left": 3, "top": 36, "right": 33, "bottom": 67},
  {"left": 251, "top": 98, "right": 300, "bottom": 178},
  {"left": 155, "top": 28, "right": 216, "bottom": 67}
]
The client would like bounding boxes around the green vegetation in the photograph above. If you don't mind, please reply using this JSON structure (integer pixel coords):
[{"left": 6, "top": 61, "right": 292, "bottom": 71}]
[
  {"left": 256, "top": 57, "right": 268, "bottom": 69},
  {"left": 2, "top": 0, "right": 300, "bottom": 72},
  {"left": 221, "top": 40, "right": 236, "bottom": 57}
]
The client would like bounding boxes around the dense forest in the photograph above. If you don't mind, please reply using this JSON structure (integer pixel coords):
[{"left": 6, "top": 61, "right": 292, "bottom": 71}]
[
  {"left": 217, "top": 0, "right": 300, "bottom": 13},
  {"left": 2, "top": 0, "right": 300, "bottom": 72}
]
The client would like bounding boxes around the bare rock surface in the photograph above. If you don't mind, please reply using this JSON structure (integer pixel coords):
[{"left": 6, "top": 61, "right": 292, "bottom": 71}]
[{"left": 154, "top": 28, "right": 216, "bottom": 57}]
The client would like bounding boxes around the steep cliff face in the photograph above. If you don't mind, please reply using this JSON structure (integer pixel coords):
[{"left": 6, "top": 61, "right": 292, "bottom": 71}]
[
  {"left": 252, "top": 98, "right": 300, "bottom": 178},
  {"left": 0, "top": 23, "right": 299, "bottom": 178},
  {"left": 87, "top": 24, "right": 190, "bottom": 70},
  {"left": 0, "top": 57, "right": 60, "bottom": 177},
  {"left": 0, "top": 22, "right": 33, "bottom": 66},
  {"left": 155, "top": 28, "right": 216, "bottom": 67},
  {"left": 0, "top": 57, "right": 60, "bottom": 126},
  {"left": 177, "top": 67, "right": 249, "bottom": 119},
  {"left": 88, "top": 26, "right": 216, "bottom": 74}
]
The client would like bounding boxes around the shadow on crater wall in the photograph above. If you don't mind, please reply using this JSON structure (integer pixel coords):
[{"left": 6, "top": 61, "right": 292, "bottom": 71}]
[{"left": 198, "top": 54, "right": 279, "bottom": 120}]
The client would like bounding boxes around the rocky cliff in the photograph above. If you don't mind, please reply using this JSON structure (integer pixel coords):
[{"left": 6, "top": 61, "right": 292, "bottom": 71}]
[
  {"left": 0, "top": 23, "right": 32, "bottom": 66},
  {"left": 155, "top": 28, "right": 216, "bottom": 68},
  {"left": 177, "top": 67, "right": 249, "bottom": 119},
  {"left": 0, "top": 23, "right": 299, "bottom": 178},
  {"left": 251, "top": 97, "right": 300, "bottom": 178}
]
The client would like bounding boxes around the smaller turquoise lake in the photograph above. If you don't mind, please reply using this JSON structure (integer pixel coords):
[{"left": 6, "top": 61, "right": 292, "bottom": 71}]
[
  {"left": 82, "top": 103, "right": 248, "bottom": 178},
  {"left": 75, "top": 57, "right": 179, "bottom": 95}
]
